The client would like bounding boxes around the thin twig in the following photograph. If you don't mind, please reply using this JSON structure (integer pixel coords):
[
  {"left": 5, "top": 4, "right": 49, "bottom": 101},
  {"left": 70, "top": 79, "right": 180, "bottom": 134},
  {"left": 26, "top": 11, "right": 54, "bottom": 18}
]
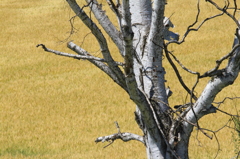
[
  {"left": 189, "top": 75, "right": 212, "bottom": 139},
  {"left": 206, "top": 0, "right": 240, "bottom": 28},
  {"left": 163, "top": 43, "right": 198, "bottom": 101},
  {"left": 115, "top": 121, "right": 121, "bottom": 133},
  {"left": 213, "top": 133, "right": 221, "bottom": 159},
  {"left": 200, "top": 44, "right": 240, "bottom": 78},
  {"left": 214, "top": 96, "right": 240, "bottom": 106},
  {"left": 167, "top": 9, "right": 224, "bottom": 46},
  {"left": 62, "top": 0, "right": 95, "bottom": 42},
  {"left": 233, "top": 0, "right": 237, "bottom": 18},
  {"left": 168, "top": 51, "right": 199, "bottom": 75}
]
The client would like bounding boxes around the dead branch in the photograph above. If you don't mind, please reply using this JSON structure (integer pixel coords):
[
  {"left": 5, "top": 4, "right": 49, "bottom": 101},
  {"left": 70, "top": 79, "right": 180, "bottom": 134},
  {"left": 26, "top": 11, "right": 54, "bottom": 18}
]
[
  {"left": 86, "top": 0, "right": 124, "bottom": 55},
  {"left": 66, "top": 0, "right": 126, "bottom": 87},
  {"left": 37, "top": 43, "right": 128, "bottom": 91},
  {"left": 95, "top": 122, "right": 145, "bottom": 145},
  {"left": 95, "top": 132, "right": 145, "bottom": 145},
  {"left": 188, "top": 75, "right": 207, "bottom": 140},
  {"left": 200, "top": 44, "right": 240, "bottom": 78},
  {"left": 206, "top": 0, "right": 240, "bottom": 28},
  {"left": 163, "top": 43, "right": 198, "bottom": 101},
  {"left": 106, "top": 0, "right": 122, "bottom": 32},
  {"left": 212, "top": 96, "right": 240, "bottom": 117},
  {"left": 233, "top": 0, "right": 237, "bottom": 17},
  {"left": 214, "top": 96, "right": 240, "bottom": 107},
  {"left": 164, "top": 1, "right": 240, "bottom": 149},
  {"left": 178, "top": 12, "right": 224, "bottom": 45},
  {"left": 168, "top": 51, "right": 199, "bottom": 75},
  {"left": 195, "top": 119, "right": 235, "bottom": 159},
  {"left": 36, "top": 44, "right": 124, "bottom": 66},
  {"left": 167, "top": 0, "right": 225, "bottom": 46},
  {"left": 213, "top": 133, "right": 220, "bottom": 159}
]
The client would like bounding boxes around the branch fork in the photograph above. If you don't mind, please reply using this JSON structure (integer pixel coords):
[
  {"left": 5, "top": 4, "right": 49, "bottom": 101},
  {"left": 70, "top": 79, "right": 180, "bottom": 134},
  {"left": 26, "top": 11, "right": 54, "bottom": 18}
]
[{"left": 95, "top": 122, "right": 145, "bottom": 147}]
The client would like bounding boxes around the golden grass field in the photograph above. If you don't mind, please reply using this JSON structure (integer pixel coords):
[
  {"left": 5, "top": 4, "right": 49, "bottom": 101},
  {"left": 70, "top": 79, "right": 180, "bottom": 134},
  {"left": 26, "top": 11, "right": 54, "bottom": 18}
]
[{"left": 0, "top": 0, "right": 239, "bottom": 158}]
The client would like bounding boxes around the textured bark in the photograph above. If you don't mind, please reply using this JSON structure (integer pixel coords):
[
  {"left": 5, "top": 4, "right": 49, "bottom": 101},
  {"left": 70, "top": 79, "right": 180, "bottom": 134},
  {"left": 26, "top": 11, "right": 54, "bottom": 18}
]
[
  {"left": 38, "top": 1, "right": 240, "bottom": 159},
  {"left": 85, "top": 0, "right": 124, "bottom": 55},
  {"left": 124, "top": 2, "right": 167, "bottom": 158}
]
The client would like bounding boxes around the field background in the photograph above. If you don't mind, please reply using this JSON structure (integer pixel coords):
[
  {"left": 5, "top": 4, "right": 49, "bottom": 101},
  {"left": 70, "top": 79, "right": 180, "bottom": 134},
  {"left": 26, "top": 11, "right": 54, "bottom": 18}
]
[{"left": 0, "top": 0, "right": 239, "bottom": 158}]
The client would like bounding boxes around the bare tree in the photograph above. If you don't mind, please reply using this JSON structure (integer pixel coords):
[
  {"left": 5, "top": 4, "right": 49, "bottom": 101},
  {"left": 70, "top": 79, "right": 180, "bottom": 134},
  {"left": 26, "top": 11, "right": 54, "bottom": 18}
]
[{"left": 37, "top": 0, "right": 240, "bottom": 158}]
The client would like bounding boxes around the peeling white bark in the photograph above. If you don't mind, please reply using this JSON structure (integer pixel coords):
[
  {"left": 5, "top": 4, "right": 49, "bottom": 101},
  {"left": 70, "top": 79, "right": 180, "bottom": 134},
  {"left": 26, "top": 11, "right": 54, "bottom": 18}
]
[
  {"left": 38, "top": 1, "right": 240, "bottom": 159},
  {"left": 85, "top": 0, "right": 124, "bottom": 55},
  {"left": 143, "top": 0, "right": 169, "bottom": 112},
  {"left": 129, "top": 1, "right": 172, "bottom": 159}
]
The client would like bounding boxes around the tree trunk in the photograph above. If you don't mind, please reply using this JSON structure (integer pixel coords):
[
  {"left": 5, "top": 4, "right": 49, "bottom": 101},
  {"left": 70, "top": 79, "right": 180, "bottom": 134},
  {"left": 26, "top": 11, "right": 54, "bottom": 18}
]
[
  {"left": 38, "top": 1, "right": 240, "bottom": 159},
  {"left": 129, "top": 1, "right": 172, "bottom": 158}
]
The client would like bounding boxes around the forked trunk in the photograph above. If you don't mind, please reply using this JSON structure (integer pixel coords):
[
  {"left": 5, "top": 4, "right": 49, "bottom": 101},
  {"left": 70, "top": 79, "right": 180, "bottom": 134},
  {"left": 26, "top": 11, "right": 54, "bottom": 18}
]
[{"left": 41, "top": 1, "right": 240, "bottom": 159}]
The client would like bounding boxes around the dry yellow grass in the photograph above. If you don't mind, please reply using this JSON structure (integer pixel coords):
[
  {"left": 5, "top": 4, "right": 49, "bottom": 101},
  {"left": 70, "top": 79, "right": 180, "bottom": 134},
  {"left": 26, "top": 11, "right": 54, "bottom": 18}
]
[{"left": 0, "top": 0, "right": 239, "bottom": 158}]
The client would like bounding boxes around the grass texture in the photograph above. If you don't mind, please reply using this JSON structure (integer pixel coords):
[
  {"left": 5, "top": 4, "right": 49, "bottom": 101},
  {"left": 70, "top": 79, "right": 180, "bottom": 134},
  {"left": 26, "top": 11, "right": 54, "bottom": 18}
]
[{"left": 0, "top": 0, "right": 239, "bottom": 158}]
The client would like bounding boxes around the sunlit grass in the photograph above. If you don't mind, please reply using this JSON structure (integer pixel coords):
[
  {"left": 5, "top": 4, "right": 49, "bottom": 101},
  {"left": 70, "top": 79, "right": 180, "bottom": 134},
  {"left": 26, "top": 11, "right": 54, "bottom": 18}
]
[{"left": 0, "top": 0, "right": 239, "bottom": 158}]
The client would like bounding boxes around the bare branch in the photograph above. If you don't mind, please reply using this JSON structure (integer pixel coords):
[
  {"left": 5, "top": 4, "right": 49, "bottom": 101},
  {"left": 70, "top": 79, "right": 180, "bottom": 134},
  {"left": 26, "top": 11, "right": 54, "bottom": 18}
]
[
  {"left": 228, "top": 7, "right": 240, "bottom": 10},
  {"left": 107, "top": 0, "right": 118, "bottom": 14},
  {"left": 216, "top": 107, "right": 240, "bottom": 117},
  {"left": 214, "top": 96, "right": 240, "bottom": 108},
  {"left": 37, "top": 43, "right": 128, "bottom": 91},
  {"left": 167, "top": 0, "right": 225, "bottom": 46},
  {"left": 168, "top": 51, "right": 199, "bottom": 75},
  {"left": 145, "top": 0, "right": 165, "bottom": 52},
  {"left": 85, "top": 0, "right": 124, "bottom": 55},
  {"left": 119, "top": 0, "right": 141, "bottom": 104},
  {"left": 95, "top": 132, "right": 145, "bottom": 144},
  {"left": 106, "top": 0, "right": 122, "bottom": 32},
  {"left": 163, "top": 44, "right": 198, "bottom": 101},
  {"left": 164, "top": 41, "right": 219, "bottom": 142},
  {"left": 175, "top": 27, "right": 240, "bottom": 155},
  {"left": 142, "top": 0, "right": 171, "bottom": 113},
  {"left": 233, "top": 0, "right": 237, "bottom": 18},
  {"left": 173, "top": 104, "right": 215, "bottom": 140},
  {"left": 200, "top": 44, "right": 240, "bottom": 78},
  {"left": 95, "top": 122, "right": 144, "bottom": 144},
  {"left": 67, "top": 42, "right": 128, "bottom": 91},
  {"left": 212, "top": 96, "right": 240, "bottom": 117},
  {"left": 206, "top": 0, "right": 240, "bottom": 28},
  {"left": 36, "top": 44, "right": 123, "bottom": 66},
  {"left": 195, "top": 118, "right": 240, "bottom": 159},
  {"left": 184, "top": 28, "right": 240, "bottom": 135},
  {"left": 66, "top": 0, "right": 126, "bottom": 88},
  {"left": 213, "top": 133, "right": 221, "bottom": 159},
  {"left": 188, "top": 75, "right": 213, "bottom": 140},
  {"left": 175, "top": 13, "right": 224, "bottom": 45}
]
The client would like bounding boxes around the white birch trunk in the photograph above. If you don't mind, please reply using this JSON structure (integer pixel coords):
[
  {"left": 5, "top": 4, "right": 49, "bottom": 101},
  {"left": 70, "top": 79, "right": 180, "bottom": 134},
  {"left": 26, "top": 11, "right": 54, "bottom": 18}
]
[
  {"left": 130, "top": 0, "right": 172, "bottom": 159},
  {"left": 38, "top": 1, "right": 240, "bottom": 159}
]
